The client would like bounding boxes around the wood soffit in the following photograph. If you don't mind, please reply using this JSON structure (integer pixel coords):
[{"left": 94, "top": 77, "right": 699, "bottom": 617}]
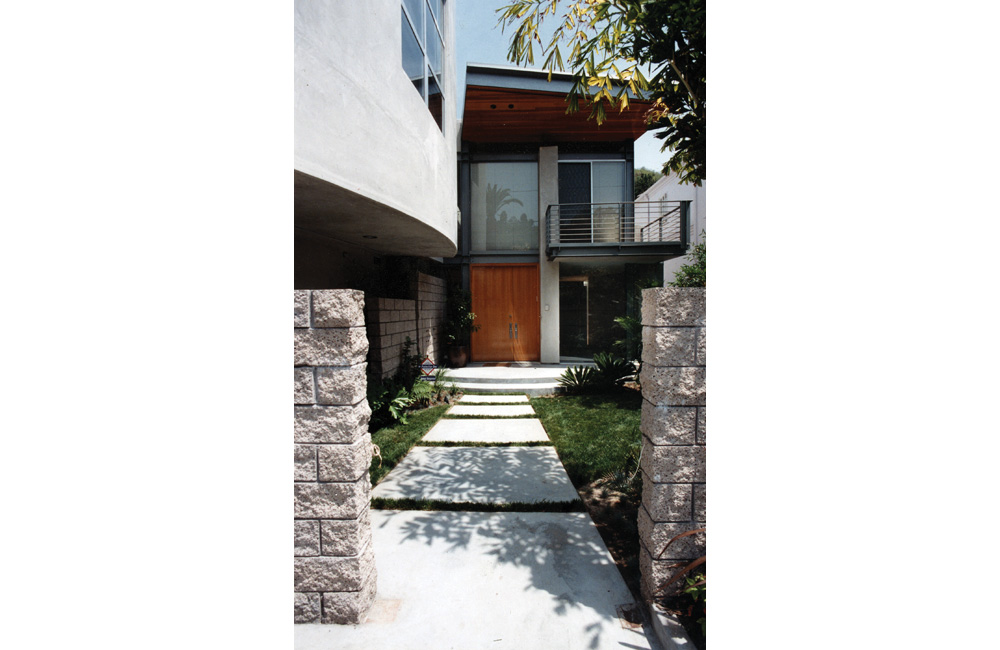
[{"left": 462, "top": 85, "right": 652, "bottom": 144}]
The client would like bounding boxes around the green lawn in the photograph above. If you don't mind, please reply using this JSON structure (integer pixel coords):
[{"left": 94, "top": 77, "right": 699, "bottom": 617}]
[
  {"left": 529, "top": 391, "right": 643, "bottom": 488},
  {"left": 369, "top": 405, "right": 448, "bottom": 485}
]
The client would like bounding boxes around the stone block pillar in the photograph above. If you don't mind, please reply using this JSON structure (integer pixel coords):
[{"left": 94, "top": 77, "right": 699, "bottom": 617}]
[
  {"left": 293, "top": 290, "right": 377, "bottom": 624},
  {"left": 638, "top": 288, "right": 706, "bottom": 601}
]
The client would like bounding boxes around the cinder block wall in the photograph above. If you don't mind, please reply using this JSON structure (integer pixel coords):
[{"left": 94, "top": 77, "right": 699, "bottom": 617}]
[
  {"left": 293, "top": 290, "right": 377, "bottom": 624},
  {"left": 365, "top": 273, "right": 447, "bottom": 378},
  {"left": 638, "top": 288, "right": 706, "bottom": 601},
  {"left": 414, "top": 272, "right": 446, "bottom": 368},
  {"left": 365, "top": 298, "right": 417, "bottom": 378}
]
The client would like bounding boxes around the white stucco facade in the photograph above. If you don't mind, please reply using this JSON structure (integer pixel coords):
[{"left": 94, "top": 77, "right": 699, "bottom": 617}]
[
  {"left": 637, "top": 174, "right": 706, "bottom": 279},
  {"left": 295, "top": 0, "right": 458, "bottom": 257}
]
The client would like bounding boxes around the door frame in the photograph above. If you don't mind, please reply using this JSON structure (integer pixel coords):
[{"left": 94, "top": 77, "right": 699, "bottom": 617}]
[{"left": 469, "top": 263, "right": 540, "bottom": 362}]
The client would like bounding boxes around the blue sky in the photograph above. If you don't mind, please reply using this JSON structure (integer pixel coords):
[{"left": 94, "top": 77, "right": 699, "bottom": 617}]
[{"left": 455, "top": 0, "right": 668, "bottom": 173}]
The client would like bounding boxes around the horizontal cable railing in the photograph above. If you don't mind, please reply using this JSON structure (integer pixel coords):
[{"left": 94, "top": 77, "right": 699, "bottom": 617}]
[{"left": 545, "top": 200, "right": 689, "bottom": 248}]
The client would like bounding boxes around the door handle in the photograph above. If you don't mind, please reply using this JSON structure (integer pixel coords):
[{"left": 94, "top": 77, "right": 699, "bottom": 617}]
[
  {"left": 509, "top": 323, "right": 512, "bottom": 339},
  {"left": 515, "top": 323, "right": 518, "bottom": 340}
]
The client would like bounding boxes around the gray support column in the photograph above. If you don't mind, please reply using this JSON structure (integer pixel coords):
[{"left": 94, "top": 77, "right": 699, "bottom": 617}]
[
  {"left": 294, "top": 290, "right": 377, "bottom": 624},
  {"left": 538, "top": 146, "right": 560, "bottom": 363},
  {"left": 638, "top": 288, "right": 706, "bottom": 601}
]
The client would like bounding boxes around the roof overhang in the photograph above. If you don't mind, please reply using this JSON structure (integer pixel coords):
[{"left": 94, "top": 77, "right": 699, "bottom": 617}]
[{"left": 461, "top": 64, "right": 652, "bottom": 144}]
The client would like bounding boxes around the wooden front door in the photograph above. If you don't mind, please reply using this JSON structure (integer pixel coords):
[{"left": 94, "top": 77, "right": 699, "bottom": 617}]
[{"left": 470, "top": 264, "right": 540, "bottom": 362}]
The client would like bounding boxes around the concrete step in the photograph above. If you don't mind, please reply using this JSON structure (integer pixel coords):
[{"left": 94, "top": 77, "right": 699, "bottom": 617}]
[
  {"left": 451, "top": 381, "right": 562, "bottom": 396},
  {"left": 447, "top": 404, "right": 537, "bottom": 418}
]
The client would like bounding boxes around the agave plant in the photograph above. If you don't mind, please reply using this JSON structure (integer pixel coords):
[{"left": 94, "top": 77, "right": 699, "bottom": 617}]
[
  {"left": 592, "top": 352, "right": 635, "bottom": 387},
  {"left": 557, "top": 365, "right": 599, "bottom": 393}
]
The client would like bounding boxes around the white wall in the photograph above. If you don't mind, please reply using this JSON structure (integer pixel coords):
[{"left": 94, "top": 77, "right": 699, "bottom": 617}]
[
  {"left": 538, "top": 146, "right": 560, "bottom": 363},
  {"left": 295, "top": 0, "right": 457, "bottom": 254},
  {"left": 637, "top": 174, "right": 706, "bottom": 280}
]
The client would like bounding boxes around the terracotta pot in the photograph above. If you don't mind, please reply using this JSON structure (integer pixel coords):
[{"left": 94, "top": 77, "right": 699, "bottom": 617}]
[{"left": 448, "top": 345, "right": 469, "bottom": 368}]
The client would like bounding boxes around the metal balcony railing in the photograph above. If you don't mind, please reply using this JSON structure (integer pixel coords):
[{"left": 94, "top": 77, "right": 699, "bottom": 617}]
[{"left": 545, "top": 200, "right": 690, "bottom": 258}]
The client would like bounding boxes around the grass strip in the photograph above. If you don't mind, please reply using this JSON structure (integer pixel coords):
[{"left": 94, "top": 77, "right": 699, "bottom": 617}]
[
  {"left": 371, "top": 497, "right": 584, "bottom": 512},
  {"left": 529, "top": 391, "right": 643, "bottom": 487},
  {"left": 416, "top": 440, "right": 553, "bottom": 447},
  {"left": 369, "top": 405, "right": 448, "bottom": 485}
]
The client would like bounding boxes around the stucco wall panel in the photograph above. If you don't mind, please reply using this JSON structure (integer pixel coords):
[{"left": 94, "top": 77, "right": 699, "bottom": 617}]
[{"left": 295, "top": 0, "right": 457, "bottom": 255}]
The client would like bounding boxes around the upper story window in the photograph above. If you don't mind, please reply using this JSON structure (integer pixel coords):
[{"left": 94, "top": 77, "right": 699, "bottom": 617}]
[
  {"left": 470, "top": 162, "right": 539, "bottom": 252},
  {"left": 401, "top": 0, "right": 445, "bottom": 132}
]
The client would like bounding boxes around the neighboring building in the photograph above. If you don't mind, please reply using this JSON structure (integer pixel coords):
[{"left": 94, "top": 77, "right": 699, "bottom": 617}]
[
  {"left": 636, "top": 172, "right": 706, "bottom": 283},
  {"left": 295, "top": 0, "right": 459, "bottom": 375},
  {"left": 447, "top": 64, "right": 692, "bottom": 363}
]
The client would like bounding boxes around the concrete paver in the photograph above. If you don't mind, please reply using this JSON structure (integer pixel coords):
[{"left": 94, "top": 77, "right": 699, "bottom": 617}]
[
  {"left": 449, "top": 404, "right": 537, "bottom": 418},
  {"left": 457, "top": 394, "right": 530, "bottom": 403},
  {"left": 422, "top": 418, "right": 550, "bottom": 443},
  {"left": 294, "top": 510, "right": 656, "bottom": 650},
  {"left": 371, "top": 446, "right": 580, "bottom": 503}
]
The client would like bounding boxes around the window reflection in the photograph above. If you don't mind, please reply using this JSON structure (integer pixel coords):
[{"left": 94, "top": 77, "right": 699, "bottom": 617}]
[{"left": 471, "top": 163, "right": 539, "bottom": 252}]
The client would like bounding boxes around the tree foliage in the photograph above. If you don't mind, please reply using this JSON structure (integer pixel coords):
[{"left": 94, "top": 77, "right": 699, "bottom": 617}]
[
  {"left": 498, "top": 0, "right": 705, "bottom": 185},
  {"left": 668, "top": 233, "right": 705, "bottom": 287},
  {"left": 633, "top": 166, "right": 661, "bottom": 199}
]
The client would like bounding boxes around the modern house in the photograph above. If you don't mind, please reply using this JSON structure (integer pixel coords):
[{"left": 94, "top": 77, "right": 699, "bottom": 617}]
[
  {"left": 446, "top": 64, "right": 693, "bottom": 363},
  {"left": 636, "top": 172, "right": 706, "bottom": 283},
  {"left": 295, "top": 0, "right": 459, "bottom": 376}
]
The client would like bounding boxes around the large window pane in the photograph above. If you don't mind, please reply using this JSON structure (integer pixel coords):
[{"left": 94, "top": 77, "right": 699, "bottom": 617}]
[
  {"left": 428, "top": 70, "right": 443, "bottom": 131},
  {"left": 426, "top": 13, "right": 442, "bottom": 79},
  {"left": 559, "top": 262, "right": 661, "bottom": 359},
  {"left": 428, "top": 0, "right": 443, "bottom": 26},
  {"left": 592, "top": 162, "right": 625, "bottom": 204},
  {"left": 401, "top": 9, "right": 423, "bottom": 96},
  {"left": 592, "top": 162, "right": 626, "bottom": 243},
  {"left": 403, "top": 0, "right": 423, "bottom": 42},
  {"left": 471, "top": 162, "right": 538, "bottom": 252}
]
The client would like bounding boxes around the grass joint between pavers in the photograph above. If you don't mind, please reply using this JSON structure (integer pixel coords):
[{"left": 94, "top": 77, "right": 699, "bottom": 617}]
[{"left": 371, "top": 497, "right": 584, "bottom": 512}]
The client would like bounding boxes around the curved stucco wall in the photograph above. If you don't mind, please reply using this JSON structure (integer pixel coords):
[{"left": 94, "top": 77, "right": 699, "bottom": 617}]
[{"left": 295, "top": 0, "right": 457, "bottom": 253}]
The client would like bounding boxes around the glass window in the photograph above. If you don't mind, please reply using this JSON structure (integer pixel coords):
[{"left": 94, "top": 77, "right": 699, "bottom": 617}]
[
  {"left": 403, "top": 0, "right": 423, "bottom": 33},
  {"left": 401, "top": 9, "right": 424, "bottom": 95},
  {"left": 592, "top": 162, "right": 625, "bottom": 204},
  {"left": 429, "top": 0, "right": 442, "bottom": 25},
  {"left": 427, "top": 70, "right": 442, "bottom": 130},
  {"left": 400, "top": 1, "right": 445, "bottom": 132},
  {"left": 426, "top": 9, "right": 442, "bottom": 78},
  {"left": 470, "top": 162, "right": 539, "bottom": 252}
]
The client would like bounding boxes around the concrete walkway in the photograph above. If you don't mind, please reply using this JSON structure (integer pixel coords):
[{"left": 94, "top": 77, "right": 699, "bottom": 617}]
[{"left": 296, "top": 396, "right": 660, "bottom": 650}]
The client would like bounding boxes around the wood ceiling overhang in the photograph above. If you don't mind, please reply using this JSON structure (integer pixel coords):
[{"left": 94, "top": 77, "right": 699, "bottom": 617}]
[{"left": 461, "top": 84, "right": 652, "bottom": 144}]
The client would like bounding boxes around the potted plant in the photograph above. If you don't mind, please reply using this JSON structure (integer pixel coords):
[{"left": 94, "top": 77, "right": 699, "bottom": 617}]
[{"left": 444, "top": 289, "right": 480, "bottom": 368}]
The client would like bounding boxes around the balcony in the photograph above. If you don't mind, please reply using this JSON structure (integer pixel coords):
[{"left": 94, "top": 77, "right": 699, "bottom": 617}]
[{"left": 544, "top": 200, "right": 691, "bottom": 260}]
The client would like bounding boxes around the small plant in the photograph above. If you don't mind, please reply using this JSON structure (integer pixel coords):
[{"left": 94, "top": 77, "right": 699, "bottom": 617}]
[
  {"left": 431, "top": 368, "right": 458, "bottom": 400},
  {"left": 396, "top": 336, "right": 422, "bottom": 389},
  {"left": 444, "top": 289, "right": 480, "bottom": 347},
  {"left": 593, "top": 352, "right": 635, "bottom": 387},
  {"left": 409, "top": 378, "right": 434, "bottom": 407},
  {"left": 655, "top": 527, "right": 707, "bottom": 640},
  {"left": 683, "top": 572, "right": 707, "bottom": 636},
  {"left": 669, "top": 232, "right": 706, "bottom": 288},
  {"left": 558, "top": 353, "right": 634, "bottom": 394},
  {"left": 599, "top": 446, "right": 642, "bottom": 496},
  {"left": 387, "top": 387, "right": 414, "bottom": 424},
  {"left": 557, "top": 365, "right": 600, "bottom": 392}
]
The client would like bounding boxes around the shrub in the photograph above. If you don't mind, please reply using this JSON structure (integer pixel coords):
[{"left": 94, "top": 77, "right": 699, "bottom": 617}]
[
  {"left": 669, "top": 232, "right": 706, "bottom": 288},
  {"left": 558, "top": 365, "right": 600, "bottom": 392},
  {"left": 593, "top": 352, "right": 635, "bottom": 387},
  {"left": 558, "top": 353, "right": 635, "bottom": 394}
]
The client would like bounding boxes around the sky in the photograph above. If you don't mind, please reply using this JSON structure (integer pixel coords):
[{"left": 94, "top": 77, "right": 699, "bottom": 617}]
[{"left": 454, "top": 0, "right": 668, "bottom": 173}]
